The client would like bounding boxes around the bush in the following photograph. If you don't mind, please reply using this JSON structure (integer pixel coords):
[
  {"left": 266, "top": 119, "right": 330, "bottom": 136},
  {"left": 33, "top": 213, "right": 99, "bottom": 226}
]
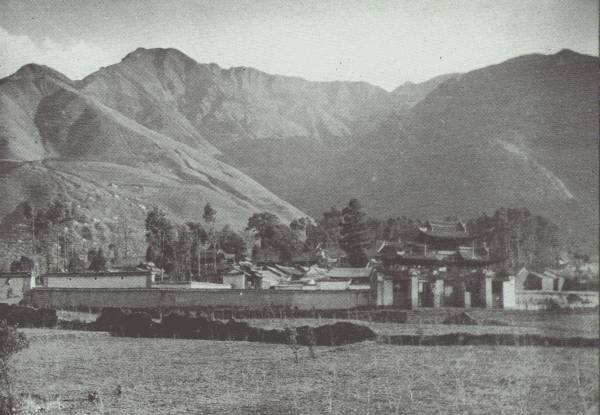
[
  {"left": 566, "top": 293, "right": 584, "bottom": 304},
  {"left": 0, "top": 305, "right": 57, "bottom": 328},
  {"left": 546, "top": 299, "right": 563, "bottom": 312},
  {"left": 94, "top": 308, "right": 153, "bottom": 336},
  {"left": 0, "top": 320, "right": 29, "bottom": 414},
  {"left": 296, "top": 322, "right": 376, "bottom": 346},
  {"left": 94, "top": 309, "right": 376, "bottom": 346}
]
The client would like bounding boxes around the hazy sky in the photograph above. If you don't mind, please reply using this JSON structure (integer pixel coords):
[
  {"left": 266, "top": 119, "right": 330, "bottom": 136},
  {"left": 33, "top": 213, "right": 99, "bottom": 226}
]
[{"left": 0, "top": 0, "right": 597, "bottom": 90}]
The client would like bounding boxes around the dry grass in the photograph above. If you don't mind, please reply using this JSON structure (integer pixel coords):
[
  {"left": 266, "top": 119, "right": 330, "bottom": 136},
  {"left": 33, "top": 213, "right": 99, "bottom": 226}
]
[{"left": 11, "top": 329, "right": 599, "bottom": 414}]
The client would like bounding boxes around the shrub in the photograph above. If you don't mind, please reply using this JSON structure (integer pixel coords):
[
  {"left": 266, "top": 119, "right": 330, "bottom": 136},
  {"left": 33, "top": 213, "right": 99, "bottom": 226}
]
[
  {"left": 0, "top": 305, "right": 57, "bottom": 328},
  {"left": 0, "top": 320, "right": 29, "bottom": 414},
  {"left": 566, "top": 293, "right": 583, "bottom": 304},
  {"left": 546, "top": 299, "right": 563, "bottom": 312}
]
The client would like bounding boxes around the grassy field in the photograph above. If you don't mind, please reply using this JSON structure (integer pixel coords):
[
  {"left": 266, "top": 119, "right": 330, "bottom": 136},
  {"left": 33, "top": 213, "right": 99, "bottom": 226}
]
[{"left": 13, "top": 329, "right": 599, "bottom": 414}]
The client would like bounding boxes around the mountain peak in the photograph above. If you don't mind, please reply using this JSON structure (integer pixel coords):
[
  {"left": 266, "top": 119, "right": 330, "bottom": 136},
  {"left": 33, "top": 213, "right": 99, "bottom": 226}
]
[
  {"left": 555, "top": 48, "right": 578, "bottom": 57},
  {"left": 551, "top": 48, "right": 596, "bottom": 64},
  {"left": 4, "top": 63, "right": 71, "bottom": 83},
  {"left": 122, "top": 47, "right": 193, "bottom": 62}
]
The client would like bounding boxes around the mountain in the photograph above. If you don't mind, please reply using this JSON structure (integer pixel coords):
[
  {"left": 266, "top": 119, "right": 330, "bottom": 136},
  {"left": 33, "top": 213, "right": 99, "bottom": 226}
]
[
  {"left": 0, "top": 56, "right": 309, "bottom": 258},
  {"left": 391, "top": 73, "right": 459, "bottom": 111},
  {"left": 0, "top": 46, "right": 397, "bottom": 236},
  {"left": 0, "top": 47, "right": 597, "bottom": 261},
  {"left": 80, "top": 47, "right": 394, "bottom": 147},
  {"left": 216, "top": 50, "right": 598, "bottom": 251}
]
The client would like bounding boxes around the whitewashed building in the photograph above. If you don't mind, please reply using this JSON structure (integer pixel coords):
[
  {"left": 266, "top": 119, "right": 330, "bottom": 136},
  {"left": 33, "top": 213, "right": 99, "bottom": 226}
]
[{"left": 41, "top": 270, "right": 154, "bottom": 289}]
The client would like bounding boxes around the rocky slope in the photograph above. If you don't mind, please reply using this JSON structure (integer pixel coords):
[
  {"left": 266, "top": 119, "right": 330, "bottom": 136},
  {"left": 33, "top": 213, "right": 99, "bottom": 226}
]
[
  {"left": 1, "top": 47, "right": 597, "bottom": 257},
  {"left": 219, "top": 50, "right": 598, "bottom": 250},
  {"left": 0, "top": 58, "right": 308, "bottom": 243}
]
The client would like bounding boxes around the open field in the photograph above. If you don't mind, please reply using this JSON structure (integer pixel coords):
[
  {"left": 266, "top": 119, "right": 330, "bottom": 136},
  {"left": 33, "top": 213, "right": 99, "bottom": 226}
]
[
  {"left": 405, "top": 309, "right": 600, "bottom": 337},
  {"left": 13, "top": 329, "right": 599, "bottom": 414}
]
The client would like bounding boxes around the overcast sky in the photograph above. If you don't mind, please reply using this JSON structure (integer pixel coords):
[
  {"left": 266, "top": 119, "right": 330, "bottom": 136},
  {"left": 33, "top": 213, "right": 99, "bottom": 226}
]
[{"left": 0, "top": 0, "right": 597, "bottom": 90}]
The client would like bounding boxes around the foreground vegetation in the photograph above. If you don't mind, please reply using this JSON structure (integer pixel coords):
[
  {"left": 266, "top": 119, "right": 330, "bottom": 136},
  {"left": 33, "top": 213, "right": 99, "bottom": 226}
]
[{"left": 13, "top": 330, "right": 599, "bottom": 414}]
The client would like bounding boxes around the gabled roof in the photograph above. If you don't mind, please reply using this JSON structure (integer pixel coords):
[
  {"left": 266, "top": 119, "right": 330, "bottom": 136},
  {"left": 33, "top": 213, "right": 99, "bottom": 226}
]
[
  {"left": 385, "top": 252, "right": 501, "bottom": 267},
  {"left": 418, "top": 220, "right": 471, "bottom": 239},
  {"left": 326, "top": 266, "right": 374, "bottom": 279},
  {"left": 377, "top": 241, "right": 404, "bottom": 254},
  {"left": 0, "top": 272, "right": 32, "bottom": 278},
  {"left": 264, "top": 266, "right": 286, "bottom": 277},
  {"left": 274, "top": 265, "right": 305, "bottom": 277},
  {"left": 527, "top": 270, "right": 556, "bottom": 280},
  {"left": 255, "top": 269, "right": 287, "bottom": 284}
]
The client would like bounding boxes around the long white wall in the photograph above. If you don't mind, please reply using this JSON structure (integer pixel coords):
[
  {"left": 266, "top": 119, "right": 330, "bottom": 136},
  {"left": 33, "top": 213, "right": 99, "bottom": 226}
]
[
  {"left": 43, "top": 272, "right": 152, "bottom": 289},
  {"left": 25, "top": 288, "right": 371, "bottom": 310}
]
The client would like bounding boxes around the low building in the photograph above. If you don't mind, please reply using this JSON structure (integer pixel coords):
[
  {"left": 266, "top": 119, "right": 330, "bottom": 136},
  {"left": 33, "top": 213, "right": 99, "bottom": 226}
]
[
  {"left": 254, "top": 269, "right": 287, "bottom": 289},
  {"left": 152, "top": 281, "right": 232, "bottom": 290},
  {"left": 222, "top": 271, "right": 248, "bottom": 289},
  {"left": 377, "top": 220, "right": 508, "bottom": 309},
  {"left": 515, "top": 268, "right": 563, "bottom": 291},
  {"left": 326, "top": 264, "right": 376, "bottom": 285},
  {"left": 0, "top": 271, "right": 36, "bottom": 301},
  {"left": 40, "top": 270, "right": 154, "bottom": 289}
]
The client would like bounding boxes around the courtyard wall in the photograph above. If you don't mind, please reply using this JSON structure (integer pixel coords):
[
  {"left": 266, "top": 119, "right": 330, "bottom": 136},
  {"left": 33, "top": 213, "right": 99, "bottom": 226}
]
[{"left": 24, "top": 287, "right": 370, "bottom": 310}]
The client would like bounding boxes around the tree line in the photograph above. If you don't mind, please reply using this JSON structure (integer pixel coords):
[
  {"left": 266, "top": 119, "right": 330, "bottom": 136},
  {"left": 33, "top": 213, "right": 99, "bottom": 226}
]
[
  {"left": 6, "top": 197, "right": 574, "bottom": 275},
  {"left": 144, "top": 204, "right": 246, "bottom": 279}
]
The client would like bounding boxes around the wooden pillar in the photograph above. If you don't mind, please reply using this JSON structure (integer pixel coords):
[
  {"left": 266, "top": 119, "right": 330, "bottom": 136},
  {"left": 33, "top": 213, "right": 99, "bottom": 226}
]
[
  {"left": 502, "top": 278, "right": 516, "bottom": 309},
  {"left": 481, "top": 276, "right": 493, "bottom": 308},
  {"left": 433, "top": 279, "right": 444, "bottom": 308},
  {"left": 409, "top": 275, "right": 419, "bottom": 309},
  {"left": 455, "top": 279, "right": 466, "bottom": 308},
  {"left": 382, "top": 278, "right": 393, "bottom": 306}
]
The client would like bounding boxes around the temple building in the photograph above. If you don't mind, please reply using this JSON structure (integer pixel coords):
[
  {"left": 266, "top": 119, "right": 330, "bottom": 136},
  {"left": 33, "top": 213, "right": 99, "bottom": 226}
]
[{"left": 376, "top": 220, "right": 514, "bottom": 309}]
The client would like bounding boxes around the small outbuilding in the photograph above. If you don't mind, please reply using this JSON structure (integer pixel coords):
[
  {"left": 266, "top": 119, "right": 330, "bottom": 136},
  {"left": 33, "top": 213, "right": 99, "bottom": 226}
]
[
  {"left": 515, "top": 267, "right": 563, "bottom": 291},
  {"left": 0, "top": 271, "right": 36, "bottom": 301}
]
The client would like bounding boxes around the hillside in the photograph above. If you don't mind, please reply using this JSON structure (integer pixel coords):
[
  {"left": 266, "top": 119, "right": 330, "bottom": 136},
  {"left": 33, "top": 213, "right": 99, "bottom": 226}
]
[
  {"left": 0, "top": 47, "right": 597, "bottom": 261},
  {"left": 0, "top": 58, "right": 308, "bottom": 267},
  {"left": 219, "top": 50, "right": 598, "bottom": 250}
]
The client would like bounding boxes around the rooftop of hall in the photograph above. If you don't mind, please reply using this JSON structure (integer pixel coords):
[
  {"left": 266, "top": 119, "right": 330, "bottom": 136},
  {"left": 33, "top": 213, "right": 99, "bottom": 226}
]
[{"left": 418, "top": 220, "right": 471, "bottom": 239}]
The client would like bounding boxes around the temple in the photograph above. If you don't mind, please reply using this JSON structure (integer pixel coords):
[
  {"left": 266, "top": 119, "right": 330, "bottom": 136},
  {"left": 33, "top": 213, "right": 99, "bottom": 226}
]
[{"left": 376, "top": 220, "right": 513, "bottom": 309}]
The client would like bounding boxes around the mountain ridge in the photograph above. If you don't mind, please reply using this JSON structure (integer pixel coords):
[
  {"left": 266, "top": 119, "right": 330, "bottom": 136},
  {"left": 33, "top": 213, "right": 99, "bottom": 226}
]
[{"left": 0, "top": 47, "right": 597, "bottom": 255}]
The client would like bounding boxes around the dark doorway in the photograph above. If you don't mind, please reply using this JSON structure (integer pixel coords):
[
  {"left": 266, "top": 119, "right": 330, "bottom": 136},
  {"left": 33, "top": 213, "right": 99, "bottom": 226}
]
[
  {"left": 467, "top": 278, "right": 484, "bottom": 308},
  {"left": 418, "top": 281, "right": 434, "bottom": 307},
  {"left": 492, "top": 280, "right": 504, "bottom": 309},
  {"left": 393, "top": 279, "right": 411, "bottom": 309}
]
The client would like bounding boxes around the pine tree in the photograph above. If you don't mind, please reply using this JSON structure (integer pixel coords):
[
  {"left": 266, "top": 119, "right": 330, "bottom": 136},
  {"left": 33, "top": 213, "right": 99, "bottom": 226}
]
[
  {"left": 88, "top": 248, "right": 107, "bottom": 271},
  {"left": 202, "top": 203, "right": 218, "bottom": 275},
  {"left": 339, "top": 199, "right": 369, "bottom": 267}
]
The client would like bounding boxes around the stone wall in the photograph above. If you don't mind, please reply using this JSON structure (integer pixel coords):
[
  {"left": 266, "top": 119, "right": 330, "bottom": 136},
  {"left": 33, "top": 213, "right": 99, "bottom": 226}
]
[
  {"left": 24, "top": 287, "right": 371, "bottom": 310},
  {"left": 515, "top": 290, "right": 599, "bottom": 310}
]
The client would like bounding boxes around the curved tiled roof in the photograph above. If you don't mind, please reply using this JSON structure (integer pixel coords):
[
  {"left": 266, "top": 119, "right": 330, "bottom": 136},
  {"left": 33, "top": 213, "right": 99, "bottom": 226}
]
[{"left": 418, "top": 220, "right": 471, "bottom": 239}]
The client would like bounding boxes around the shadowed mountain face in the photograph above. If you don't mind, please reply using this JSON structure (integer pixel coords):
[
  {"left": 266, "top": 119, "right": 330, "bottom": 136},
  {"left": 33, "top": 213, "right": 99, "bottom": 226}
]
[
  {"left": 215, "top": 49, "right": 599, "bottom": 250},
  {"left": 0, "top": 47, "right": 598, "bottom": 250},
  {"left": 0, "top": 54, "right": 311, "bottom": 232}
]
